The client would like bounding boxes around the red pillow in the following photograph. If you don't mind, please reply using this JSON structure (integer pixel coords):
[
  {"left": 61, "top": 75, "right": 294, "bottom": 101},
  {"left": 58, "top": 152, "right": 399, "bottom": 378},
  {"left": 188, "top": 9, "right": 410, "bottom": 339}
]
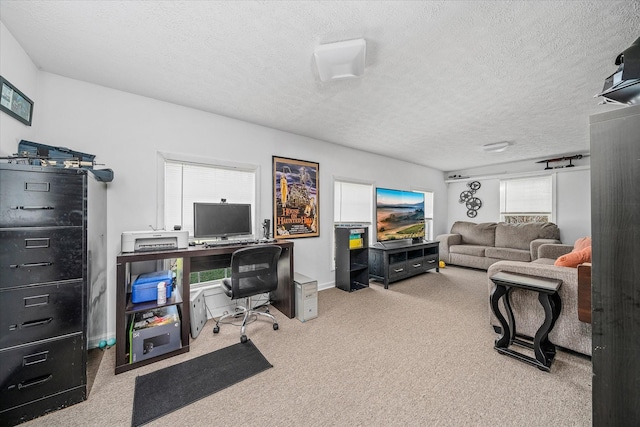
[{"left": 554, "top": 245, "right": 592, "bottom": 267}]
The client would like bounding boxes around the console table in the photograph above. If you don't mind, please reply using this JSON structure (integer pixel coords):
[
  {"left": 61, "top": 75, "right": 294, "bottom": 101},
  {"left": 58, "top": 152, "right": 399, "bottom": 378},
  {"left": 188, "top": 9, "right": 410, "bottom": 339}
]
[
  {"left": 489, "top": 271, "right": 562, "bottom": 371},
  {"left": 368, "top": 240, "right": 439, "bottom": 289},
  {"left": 115, "top": 241, "right": 293, "bottom": 374}
]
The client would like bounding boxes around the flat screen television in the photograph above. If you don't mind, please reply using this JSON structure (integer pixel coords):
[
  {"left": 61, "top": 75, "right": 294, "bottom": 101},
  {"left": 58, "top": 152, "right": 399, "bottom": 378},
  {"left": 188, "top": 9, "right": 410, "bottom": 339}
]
[
  {"left": 375, "top": 188, "right": 425, "bottom": 242},
  {"left": 193, "top": 202, "right": 252, "bottom": 239}
]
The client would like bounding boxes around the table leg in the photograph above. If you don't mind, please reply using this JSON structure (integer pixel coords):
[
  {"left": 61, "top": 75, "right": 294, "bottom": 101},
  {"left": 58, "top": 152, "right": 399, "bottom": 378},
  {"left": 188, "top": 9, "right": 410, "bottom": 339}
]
[
  {"left": 490, "top": 284, "right": 511, "bottom": 348},
  {"left": 534, "top": 292, "right": 559, "bottom": 367}
]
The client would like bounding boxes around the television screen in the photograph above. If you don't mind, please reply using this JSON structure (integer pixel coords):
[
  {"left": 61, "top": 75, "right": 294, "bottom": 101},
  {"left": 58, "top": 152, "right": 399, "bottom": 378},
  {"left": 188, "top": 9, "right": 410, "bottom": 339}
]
[
  {"left": 375, "top": 188, "right": 425, "bottom": 242},
  {"left": 193, "top": 203, "right": 252, "bottom": 239}
]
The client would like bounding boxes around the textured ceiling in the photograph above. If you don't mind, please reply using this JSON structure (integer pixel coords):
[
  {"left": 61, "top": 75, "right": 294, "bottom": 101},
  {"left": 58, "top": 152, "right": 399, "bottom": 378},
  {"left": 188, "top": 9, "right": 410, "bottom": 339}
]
[{"left": 1, "top": 1, "right": 638, "bottom": 172}]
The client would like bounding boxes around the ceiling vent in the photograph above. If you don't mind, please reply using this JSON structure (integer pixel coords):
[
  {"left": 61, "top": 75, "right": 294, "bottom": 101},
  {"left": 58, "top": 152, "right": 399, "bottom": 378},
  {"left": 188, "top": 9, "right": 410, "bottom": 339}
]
[
  {"left": 314, "top": 39, "right": 366, "bottom": 82},
  {"left": 596, "top": 37, "right": 640, "bottom": 105}
]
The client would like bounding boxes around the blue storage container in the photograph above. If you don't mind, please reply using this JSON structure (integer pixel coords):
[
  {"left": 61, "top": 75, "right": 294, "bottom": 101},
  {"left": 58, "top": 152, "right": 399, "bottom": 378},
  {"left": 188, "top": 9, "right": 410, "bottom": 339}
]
[{"left": 131, "top": 270, "right": 173, "bottom": 304}]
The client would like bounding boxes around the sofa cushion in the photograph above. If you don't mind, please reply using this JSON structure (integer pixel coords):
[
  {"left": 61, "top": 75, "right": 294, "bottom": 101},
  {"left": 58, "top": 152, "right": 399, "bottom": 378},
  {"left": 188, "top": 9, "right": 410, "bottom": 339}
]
[
  {"left": 485, "top": 247, "right": 531, "bottom": 262},
  {"left": 450, "top": 244, "right": 489, "bottom": 257},
  {"left": 533, "top": 258, "right": 556, "bottom": 265},
  {"left": 450, "top": 221, "right": 497, "bottom": 246},
  {"left": 494, "top": 222, "right": 560, "bottom": 250}
]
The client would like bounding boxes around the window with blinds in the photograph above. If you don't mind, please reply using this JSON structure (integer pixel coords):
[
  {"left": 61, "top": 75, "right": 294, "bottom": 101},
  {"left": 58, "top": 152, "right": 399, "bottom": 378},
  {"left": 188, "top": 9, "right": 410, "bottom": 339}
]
[
  {"left": 164, "top": 160, "right": 257, "bottom": 236},
  {"left": 414, "top": 190, "right": 434, "bottom": 240},
  {"left": 500, "top": 175, "right": 553, "bottom": 223},
  {"left": 164, "top": 159, "right": 257, "bottom": 284}
]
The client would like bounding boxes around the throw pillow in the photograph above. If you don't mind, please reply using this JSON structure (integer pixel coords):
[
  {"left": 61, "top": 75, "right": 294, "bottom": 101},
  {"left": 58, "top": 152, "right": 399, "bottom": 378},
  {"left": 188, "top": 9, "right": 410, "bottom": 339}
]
[
  {"left": 573, "top": 236, "right": 592, "bottom": 251},
  {"left": 554, "top": 245, "right": 592, "bottom": 267}
]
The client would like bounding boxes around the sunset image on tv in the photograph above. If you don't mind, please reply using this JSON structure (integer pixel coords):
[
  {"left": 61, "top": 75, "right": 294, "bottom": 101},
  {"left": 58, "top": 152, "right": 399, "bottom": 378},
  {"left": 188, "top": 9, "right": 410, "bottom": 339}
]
[{"left": 376, "top": 188, "right": 425, "bottom": 242}]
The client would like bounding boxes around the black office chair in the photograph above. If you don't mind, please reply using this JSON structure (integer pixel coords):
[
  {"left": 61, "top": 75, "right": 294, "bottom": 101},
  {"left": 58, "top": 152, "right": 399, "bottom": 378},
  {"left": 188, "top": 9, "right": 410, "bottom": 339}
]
[{"left": 213, "top": 245, "right": 282, "bottom": 343}]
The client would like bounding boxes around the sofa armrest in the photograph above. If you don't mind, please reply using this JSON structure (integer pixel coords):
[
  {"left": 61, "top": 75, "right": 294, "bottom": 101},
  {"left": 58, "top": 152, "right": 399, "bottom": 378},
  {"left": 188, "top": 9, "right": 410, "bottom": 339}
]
[
  {"left": 436, "top": 233, "right": 461, "bottom": 263},
  {"left": 537, "top": 243, "right": 573, "bottom": 260},
  {"left": 530, "top": 239, "right": 562, "bottom": 260}
]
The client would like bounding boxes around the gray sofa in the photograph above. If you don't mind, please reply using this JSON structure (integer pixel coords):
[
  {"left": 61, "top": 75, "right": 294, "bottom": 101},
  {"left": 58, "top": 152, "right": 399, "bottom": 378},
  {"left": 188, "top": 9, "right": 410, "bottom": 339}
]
[
  {"left": 437, "top": 221, "right": 561, "bottom": 270},
  {"left": 487, "top": 243, "right": 592, "bottom": 356}
]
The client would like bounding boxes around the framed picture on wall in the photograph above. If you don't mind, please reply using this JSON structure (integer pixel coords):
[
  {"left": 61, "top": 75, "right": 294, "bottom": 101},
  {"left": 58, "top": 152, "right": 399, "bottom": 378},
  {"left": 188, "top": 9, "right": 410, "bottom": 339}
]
[
  {"left": 0, "top": 76, "right": 34, "bottom": 126},
  {"left": 272, "top": 156, "right": 319, "bottom": 239}
]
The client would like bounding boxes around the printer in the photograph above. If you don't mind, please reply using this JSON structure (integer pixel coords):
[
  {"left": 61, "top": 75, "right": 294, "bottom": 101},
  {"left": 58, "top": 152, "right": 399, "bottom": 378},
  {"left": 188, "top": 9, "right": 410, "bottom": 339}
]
[{"left": 121, "top": 230, "right": 189, "bottom": 253}]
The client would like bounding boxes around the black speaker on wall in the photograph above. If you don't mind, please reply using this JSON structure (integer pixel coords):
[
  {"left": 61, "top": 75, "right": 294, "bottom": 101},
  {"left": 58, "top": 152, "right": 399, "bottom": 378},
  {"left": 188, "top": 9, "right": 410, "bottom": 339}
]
[{"left": 262, "top": 219, "right": 271, "bottom": 240}]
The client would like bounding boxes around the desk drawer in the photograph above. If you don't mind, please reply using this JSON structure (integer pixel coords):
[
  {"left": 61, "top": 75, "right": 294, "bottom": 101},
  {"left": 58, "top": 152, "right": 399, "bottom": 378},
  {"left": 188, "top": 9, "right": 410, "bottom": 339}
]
[
  {"left": 0, "top": 168, "right": 84, "bottom": 228},
  {"left": 0, "top": 280, "right": 84, "bottom": 348},
  {"left": 0, "top": 228, "right": 83, "bottom": 288},
  {"left": 0, "top": 334, "right": 85, "bottom": 412},
  {"left": 407, "top": 257, "right": 428, "bottom": 273},
  {"left": 424, "top": 254, "right": 439, "bottom": 269},
  {"left": 388, "top": 262, "right": 407, "bottom": 281}
]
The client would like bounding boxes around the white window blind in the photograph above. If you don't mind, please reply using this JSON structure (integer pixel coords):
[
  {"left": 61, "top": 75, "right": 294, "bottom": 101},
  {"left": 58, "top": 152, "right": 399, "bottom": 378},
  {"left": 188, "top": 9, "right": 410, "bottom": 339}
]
[
  {"left": 500, "top": 175, "right": 553, "bottom": 222},
  {"left": 164, "top": 161, "right": 256, "bottom": 236},
  {"left": 334, "top": 181, "right": 373, "bottom": 223}
]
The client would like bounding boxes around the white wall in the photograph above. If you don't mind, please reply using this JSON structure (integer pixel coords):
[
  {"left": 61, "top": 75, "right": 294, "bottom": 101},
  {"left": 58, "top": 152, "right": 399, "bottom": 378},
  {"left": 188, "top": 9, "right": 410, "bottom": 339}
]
[
  {"left": 0, "top": 22, "right": 38, "bottom": 155},
  {"left": 444, "top": 168, "right": 591, "bottom": 245}
]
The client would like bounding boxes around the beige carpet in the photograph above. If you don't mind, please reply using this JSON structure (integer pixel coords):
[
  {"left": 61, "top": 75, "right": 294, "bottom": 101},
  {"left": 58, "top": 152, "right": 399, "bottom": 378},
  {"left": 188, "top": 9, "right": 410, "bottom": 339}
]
[{"left": 22, "top": 266, "right": 591, "bottom": 426}]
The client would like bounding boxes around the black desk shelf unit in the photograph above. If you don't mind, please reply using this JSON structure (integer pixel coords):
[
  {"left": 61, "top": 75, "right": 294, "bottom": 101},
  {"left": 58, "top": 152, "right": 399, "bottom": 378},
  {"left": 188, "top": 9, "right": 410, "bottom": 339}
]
[
  {"left": 115, "top": 251, "right": 190, "bottom": 375},
  {"left": 368, "top": 240, "right": 439, "bottom": 288},
  {"left": 335, "top": 226, "right": 369, "bottom": 292},
  {"left": 115, "top": 241, "right": 295, "bottom": 374}
]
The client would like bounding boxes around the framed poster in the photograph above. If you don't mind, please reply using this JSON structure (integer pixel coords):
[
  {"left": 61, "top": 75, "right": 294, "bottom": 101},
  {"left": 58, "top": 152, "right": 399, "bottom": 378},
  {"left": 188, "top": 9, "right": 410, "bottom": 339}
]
[
  {"left": 272, "top": 156, "right": 319, "bottom": 239},
  {"left": 0, "top": 76, "right": 34, "bottom": 126}
]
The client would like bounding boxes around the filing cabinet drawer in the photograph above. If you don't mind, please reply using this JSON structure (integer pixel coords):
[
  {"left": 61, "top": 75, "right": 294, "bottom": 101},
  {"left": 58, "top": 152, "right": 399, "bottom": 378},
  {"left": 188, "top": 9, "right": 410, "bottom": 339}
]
[
  {"left": 0, "top": 281, "right": 84, "bottom": 348},
  {"left": 0, "top": 168, "right": 84, "bottom": 228},
  {"left": 0, "top": 334, "right": 85, "bottom": 412},
  {"left": 0, "top": 228, "right": 83, "bottom": 288}
]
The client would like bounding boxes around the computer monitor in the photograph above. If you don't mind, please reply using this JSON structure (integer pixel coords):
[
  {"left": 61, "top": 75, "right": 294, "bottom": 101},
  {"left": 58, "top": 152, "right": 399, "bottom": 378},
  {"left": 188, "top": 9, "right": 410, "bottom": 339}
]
[{"left": 193, "top": 202, "right": 252, "bottom": 239}]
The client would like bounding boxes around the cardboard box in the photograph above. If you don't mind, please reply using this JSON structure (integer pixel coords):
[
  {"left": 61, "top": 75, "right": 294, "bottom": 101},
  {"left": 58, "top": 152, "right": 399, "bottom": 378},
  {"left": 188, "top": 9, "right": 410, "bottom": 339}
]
[{"left": 129, "top": 306, "right": 181, "bottom": 363}]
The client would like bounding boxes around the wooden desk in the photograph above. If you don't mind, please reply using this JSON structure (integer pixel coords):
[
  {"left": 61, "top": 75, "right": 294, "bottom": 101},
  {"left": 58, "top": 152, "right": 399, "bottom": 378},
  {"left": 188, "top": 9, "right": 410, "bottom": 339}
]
[{"left": 114, "top": 241, "right": 293, "bottom": 374}]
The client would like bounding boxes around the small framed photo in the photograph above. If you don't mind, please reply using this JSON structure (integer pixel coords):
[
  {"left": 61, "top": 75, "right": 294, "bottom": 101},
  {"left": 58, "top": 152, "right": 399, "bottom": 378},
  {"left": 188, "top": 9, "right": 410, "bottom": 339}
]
[
  {"left": 1, "top": 76, "right": 34, "bottom": 126},
  {"left": 272, "top": 156, "right": 319, "bottom": 239}
]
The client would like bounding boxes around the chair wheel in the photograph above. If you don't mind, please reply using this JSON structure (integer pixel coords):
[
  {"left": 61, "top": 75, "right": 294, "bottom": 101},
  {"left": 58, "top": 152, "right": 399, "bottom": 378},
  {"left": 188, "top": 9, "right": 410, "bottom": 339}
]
[
  {"left": 273, "top": 323, "right": 279, "bottom": 330},
  {"left": 213, "top": 326, "right": 220, "bottom": 334},
  {"left": 241, "top": 335, "right": 248, "bottom": 343}
]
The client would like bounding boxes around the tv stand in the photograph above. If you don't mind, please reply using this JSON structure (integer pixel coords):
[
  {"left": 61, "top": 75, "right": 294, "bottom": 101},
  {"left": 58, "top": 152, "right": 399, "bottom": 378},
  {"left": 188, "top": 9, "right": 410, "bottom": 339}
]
[{"left": 368, "top": 241, "right": 439, "bottom": 289}]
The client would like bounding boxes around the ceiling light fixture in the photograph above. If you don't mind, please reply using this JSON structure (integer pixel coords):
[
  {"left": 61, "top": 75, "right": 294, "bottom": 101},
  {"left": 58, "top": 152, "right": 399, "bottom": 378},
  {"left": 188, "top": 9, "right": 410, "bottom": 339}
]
[
  {"left": 314, "top": 38, "right": 366, "bottom": 82},
  {"left": 482, "top": 141, "right": 510, "bottom": 153}
]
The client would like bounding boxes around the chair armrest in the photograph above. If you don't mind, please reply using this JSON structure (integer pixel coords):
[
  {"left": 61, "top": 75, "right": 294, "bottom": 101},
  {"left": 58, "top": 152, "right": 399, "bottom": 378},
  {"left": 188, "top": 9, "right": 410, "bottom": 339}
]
[
  {"left": 537, "top": 243, "right": 573, "bottom": 260},
  {"left": 530, "top": 239, "right": 562, "bottom": 260},
  {"left": 436, "top": 233, "right": 461, "bottom": 263}
]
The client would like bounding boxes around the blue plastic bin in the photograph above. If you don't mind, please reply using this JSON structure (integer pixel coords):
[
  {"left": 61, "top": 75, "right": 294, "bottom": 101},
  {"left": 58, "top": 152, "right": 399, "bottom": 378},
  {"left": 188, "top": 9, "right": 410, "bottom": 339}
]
[{"left": 131, "top": 270, "right": 173, "bottom": 304}]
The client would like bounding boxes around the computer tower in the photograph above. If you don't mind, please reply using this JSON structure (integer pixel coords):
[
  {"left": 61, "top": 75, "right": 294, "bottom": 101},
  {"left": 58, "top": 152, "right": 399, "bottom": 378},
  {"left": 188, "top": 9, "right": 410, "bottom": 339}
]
[{"left": 294, "top": 273, "right": 318, "bottom": 322}]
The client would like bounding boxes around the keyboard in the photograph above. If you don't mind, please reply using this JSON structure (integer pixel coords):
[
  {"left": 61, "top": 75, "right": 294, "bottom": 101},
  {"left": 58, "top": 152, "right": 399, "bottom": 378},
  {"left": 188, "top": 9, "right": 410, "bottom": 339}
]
[{"left": 204, "top": 238, "right": 257, "bottom": 248}]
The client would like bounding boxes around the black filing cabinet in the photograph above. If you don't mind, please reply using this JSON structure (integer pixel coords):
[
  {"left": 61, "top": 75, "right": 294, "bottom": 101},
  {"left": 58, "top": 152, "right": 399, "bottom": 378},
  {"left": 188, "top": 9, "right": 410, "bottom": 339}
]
[{"left": 0, "top": 164, "right": 89, "bottom": 426}]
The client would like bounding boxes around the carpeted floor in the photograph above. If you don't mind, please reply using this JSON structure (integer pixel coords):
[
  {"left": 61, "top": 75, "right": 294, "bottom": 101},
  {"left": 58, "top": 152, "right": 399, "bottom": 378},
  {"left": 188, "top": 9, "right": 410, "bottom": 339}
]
[{"left": 21, "top": 266, "right": 592, "bottom": 426}]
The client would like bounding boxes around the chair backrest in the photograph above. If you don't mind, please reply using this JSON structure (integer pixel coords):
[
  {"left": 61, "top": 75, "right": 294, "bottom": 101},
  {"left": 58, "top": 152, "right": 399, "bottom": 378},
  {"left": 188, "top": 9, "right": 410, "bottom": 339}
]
[{"left": 228, "top": 245, "right": 282, "bottom": 300}]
